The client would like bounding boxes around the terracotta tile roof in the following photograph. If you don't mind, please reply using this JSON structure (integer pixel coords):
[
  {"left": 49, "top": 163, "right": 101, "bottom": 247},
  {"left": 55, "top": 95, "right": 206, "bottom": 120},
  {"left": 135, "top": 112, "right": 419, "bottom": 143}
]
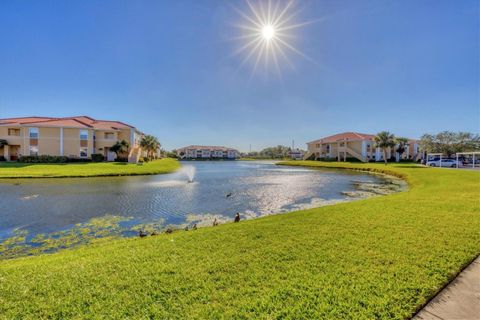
[
  {"left": 0, "top": 116, "right": 135, "bottom": 130},
  {"left": 308, "top": 132, "right": 376, "bottom": 144}
]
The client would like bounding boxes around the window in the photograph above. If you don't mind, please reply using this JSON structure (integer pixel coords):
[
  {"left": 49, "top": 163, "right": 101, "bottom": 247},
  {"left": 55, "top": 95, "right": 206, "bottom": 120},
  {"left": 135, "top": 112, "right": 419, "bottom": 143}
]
[
  {"left": 8, "top": 128, "right": 20, "bottom": 136},
  {"left": 80, "top": 130, "right": 88, "bottom": 140},
  {"left": 29, "top": 145, "right": 38, "bottom": 156},
  {"left": 29, "top": 127, "right": 39, "bottom": 138},
  {"left": 104, "top": 132, "right": 114, "bottom": 139},
  {"left": 80, "top": 147, "right": 88, "bottom": 158}
]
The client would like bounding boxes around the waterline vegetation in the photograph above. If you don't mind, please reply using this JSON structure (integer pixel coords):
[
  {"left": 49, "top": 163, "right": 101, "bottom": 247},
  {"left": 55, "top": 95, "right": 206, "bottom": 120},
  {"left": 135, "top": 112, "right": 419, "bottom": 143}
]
[
  {"left": 0, "top": 161, "right": 478, "bottom": 318},
  {"left": 0, "top": 158, "right": 180, "bottom": 178}
]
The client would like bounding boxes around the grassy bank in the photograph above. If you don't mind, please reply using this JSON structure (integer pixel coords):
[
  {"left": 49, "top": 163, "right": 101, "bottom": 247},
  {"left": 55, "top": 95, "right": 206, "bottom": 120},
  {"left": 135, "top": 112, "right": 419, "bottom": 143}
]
[
  {"left": 0, "top": 158, "right": 180, "bottom": 178},
  {"left": 1, "top": 161, "right": 479, "bottom": 319}
]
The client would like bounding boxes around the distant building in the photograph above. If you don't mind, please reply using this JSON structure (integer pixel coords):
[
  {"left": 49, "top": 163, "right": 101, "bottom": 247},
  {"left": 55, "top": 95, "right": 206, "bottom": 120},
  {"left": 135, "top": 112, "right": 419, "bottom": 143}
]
[
  {"left": 177, "top": 145, "right": 239, "bottom": 160},
  {"left": 0, "top": 116, "right": 146, "bottom": 163},
  {"left": 288, "top": 149, "right": 305, "bottom": 160},
  {"left": 305, "top": 132, "right": 422, "bottom": 162}
]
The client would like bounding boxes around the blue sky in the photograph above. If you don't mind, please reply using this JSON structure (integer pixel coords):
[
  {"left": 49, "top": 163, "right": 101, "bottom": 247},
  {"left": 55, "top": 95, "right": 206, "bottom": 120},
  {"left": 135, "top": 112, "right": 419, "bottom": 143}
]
[{"left": 0, "top": 0, "right": 478, "bottom": 151}]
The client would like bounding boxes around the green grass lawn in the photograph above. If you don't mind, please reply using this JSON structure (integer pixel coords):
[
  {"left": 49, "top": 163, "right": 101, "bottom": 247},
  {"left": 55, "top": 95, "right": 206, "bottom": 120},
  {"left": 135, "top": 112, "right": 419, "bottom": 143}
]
[
  {"left": 0, "top": 158, "right": 180, "bottom": 178},
  {"left": 0, "top": 161, "right": 479, "bottom": 319}
]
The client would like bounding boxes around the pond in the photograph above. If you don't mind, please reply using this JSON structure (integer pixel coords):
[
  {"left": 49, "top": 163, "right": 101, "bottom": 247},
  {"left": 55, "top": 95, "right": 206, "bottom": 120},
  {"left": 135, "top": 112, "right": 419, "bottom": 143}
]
[{"left": 0, "top": 161, "right": 405, "bottom": 257}]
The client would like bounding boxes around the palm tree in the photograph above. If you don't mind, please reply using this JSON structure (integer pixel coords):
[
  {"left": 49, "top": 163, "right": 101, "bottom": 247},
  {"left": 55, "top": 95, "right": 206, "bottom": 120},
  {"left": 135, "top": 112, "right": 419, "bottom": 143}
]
[
  {"left": 110, "top": 140, "right": 130, "bottom": 159},
  {"left": 395, "top": 137, "right": 409, "bottom": 161},
  {"left": 374, "top": 131, "right": 396, "bottom": 165},
  {"left": 140, "top": 135, "right": 161, "bottom": 160}
]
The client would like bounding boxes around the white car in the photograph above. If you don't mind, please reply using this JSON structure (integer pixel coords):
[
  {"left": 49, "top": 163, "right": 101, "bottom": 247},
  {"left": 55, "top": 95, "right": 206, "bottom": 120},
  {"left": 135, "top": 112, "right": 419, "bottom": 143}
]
[{"left": 426, "top": 159, "right": 461, "bottom": 168}]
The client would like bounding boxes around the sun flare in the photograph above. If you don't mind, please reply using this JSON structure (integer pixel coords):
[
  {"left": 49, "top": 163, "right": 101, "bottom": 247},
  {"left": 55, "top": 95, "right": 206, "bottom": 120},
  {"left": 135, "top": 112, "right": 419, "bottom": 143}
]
[
  {"left": 262, "top": 25, "right": 275, "bottom": 40},
  {"left": 231, "top": 0, "right": 316, "bottom": 76}
]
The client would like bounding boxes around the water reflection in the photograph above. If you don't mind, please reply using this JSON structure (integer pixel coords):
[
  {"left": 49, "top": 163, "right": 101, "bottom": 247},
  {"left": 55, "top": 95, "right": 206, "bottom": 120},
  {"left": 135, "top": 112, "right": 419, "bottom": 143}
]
[{"left": 0, "top": 161, "right": 405, "bottom": 243}]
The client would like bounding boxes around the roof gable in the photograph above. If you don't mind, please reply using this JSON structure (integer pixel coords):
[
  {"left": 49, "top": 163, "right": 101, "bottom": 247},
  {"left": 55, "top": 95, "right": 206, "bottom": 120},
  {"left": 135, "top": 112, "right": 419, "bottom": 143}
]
[{"left": 308, "top": 132, "right": 376, "bottom": 144}]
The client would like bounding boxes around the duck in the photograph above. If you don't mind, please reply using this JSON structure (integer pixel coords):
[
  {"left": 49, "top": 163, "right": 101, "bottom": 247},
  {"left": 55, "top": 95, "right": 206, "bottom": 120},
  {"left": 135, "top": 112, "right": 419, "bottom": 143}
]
[
  {"left": 165, "top": 228, "right": 173, "bottom": 234},
  {"left": 192, "top": 224, "right": 197, "bottom": 230},
  {"left": 213, "top": 218, "right": 219, "bottom": 226},
  {"left": 151, "top": 231, "right": 158, "bottom": 236},
  {"left": 226, "top": 192, "right": 233, "bottom": 198},
  {"left": 234, "top": 213, "right": 240, "bottom": 223},
  {"left": 139, "top": 230, "right": 148, "bottom": 238}
]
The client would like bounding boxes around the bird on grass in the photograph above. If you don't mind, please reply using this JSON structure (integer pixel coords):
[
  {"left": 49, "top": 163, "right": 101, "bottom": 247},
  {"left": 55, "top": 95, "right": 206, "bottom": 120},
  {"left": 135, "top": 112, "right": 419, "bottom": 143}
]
[
  {"left": 139, "top": 230, "right": 148, "bottom": 238},
  {"left": 234, "top": 213, "right": 240, "bottom": 223}
]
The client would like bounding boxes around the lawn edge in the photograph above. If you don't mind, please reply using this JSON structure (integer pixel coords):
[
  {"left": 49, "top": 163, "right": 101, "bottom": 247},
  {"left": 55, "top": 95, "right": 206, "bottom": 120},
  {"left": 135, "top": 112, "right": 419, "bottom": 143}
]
[{"left": 0, "top": 158, "right": 181, "bottom": 179}]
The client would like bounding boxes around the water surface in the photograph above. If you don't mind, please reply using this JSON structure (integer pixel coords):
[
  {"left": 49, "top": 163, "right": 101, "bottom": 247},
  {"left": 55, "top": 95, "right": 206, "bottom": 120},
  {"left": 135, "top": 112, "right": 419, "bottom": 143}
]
[{"left": 0, "top": 161, "right": 403, "bottom": 240}]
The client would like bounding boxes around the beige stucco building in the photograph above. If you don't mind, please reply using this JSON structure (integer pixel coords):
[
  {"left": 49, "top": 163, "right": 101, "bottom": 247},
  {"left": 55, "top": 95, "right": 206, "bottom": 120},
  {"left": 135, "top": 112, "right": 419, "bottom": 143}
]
[
  {"left": 306, "top": 132, "right": 422, "bottom": 162},
  {"left": 177, "top": 145, "right": 239, "bottom": 160},
  {"left": 0, "top": 116, "right": 145, "bottom": 163}
]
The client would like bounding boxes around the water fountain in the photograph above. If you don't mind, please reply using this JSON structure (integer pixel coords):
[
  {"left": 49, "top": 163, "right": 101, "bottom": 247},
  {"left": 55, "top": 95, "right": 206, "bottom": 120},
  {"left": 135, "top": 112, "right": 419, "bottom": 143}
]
[{"left": 181, "top": 165, "right": 196, "bottom": 183}]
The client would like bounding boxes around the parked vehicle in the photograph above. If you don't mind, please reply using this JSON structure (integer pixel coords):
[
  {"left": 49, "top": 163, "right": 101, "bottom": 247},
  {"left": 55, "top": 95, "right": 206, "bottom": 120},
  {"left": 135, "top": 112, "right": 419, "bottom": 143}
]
[{"left": 426, "top": 159, "right": 461, "bottom": 168}]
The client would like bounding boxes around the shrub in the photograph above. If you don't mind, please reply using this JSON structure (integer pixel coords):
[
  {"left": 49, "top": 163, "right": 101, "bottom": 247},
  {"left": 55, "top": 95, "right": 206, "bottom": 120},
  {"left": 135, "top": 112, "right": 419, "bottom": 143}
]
[
  {"left": 114, "top": 157, "right": 128, "bottom": 163},
  {"left": 18, "top": 155, "right": 69, "bottom": 163},
  {"left": 66, "top": 158, "right": 91, "bottom": 163},
  {"left": 0, "top": 156, "right": 5, "bottom": 162},
  {"left": 91, "top": 154, "right": 104, "bottom": 162}
]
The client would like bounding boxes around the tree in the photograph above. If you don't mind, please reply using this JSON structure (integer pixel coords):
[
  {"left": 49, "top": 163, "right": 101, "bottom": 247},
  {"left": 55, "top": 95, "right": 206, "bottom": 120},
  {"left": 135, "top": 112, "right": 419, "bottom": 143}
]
[
  {"left": 374, "top": 131, "right": 396, "bottom": 165},
  {"left": 164, "top": 149, "right": 177, "bottom": 158},
  {"left": 395, "top": 137, "right": 409, "bottom": 160},
  {"left": 419, "top": 131, "right": 480, "bottom": 157},
  {"left": 259, "top": 145, "right": 292, "bottom": 159},
  {"left": 140, "top": 135, "right": 161, "bottom": 160},
  {"left": 110, "top": 140, "right": 130, "bottom": 159}
]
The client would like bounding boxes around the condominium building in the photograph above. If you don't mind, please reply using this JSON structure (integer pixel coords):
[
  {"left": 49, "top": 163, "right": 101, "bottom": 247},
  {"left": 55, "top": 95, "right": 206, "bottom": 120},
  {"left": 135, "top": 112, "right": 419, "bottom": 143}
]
[
  {"left": 305, "top": 132, "right": 421, "bottom": 162},
  {"left": 177, "top": 145, "right": 239, "bottom": 160},
  {"left": 0, "top": 116, "right": 145, "bottom": 163}
]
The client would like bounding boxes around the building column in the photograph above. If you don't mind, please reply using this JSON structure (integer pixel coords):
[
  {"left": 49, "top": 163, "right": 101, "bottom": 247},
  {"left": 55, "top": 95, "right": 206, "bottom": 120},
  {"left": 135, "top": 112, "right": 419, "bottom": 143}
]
[
  {"left": 24, "top": 128, "right": 28, "bottom": 155},
  {"left": 375, "top": 147, "right": 381, "bottom": 161},
  {"left": 361, "top": 140, "right": 367, "bottom": 159},
  {"left": 90, "top": 129, "right": 94, "bottom": 156},
  {"left": 60, "top": 128, "right": 64, "bottom": 156},
  {"left": 4, "top": 145, "right": 9, "bottom": 161}
]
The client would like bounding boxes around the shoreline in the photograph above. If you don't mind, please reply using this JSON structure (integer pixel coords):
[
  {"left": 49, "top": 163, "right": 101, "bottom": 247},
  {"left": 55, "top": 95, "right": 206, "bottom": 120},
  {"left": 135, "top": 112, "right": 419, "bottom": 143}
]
[{"left": 1, "top": 163, "right": 403, "bottom": 259}]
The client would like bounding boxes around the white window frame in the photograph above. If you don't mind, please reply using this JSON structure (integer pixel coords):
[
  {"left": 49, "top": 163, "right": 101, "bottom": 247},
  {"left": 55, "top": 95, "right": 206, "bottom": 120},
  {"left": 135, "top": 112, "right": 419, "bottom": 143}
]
[
  {"left": 80, "top": 147, "right": 88, "bottom": 158},
  {"left": 80, "top": 130, "right": 88, "bottom": 140},
  {"left": 29, "top": 127, "right": 39, "bottom": 138},
  {"left": 29, "top": 145, "right": 39, "bottom": 156}
]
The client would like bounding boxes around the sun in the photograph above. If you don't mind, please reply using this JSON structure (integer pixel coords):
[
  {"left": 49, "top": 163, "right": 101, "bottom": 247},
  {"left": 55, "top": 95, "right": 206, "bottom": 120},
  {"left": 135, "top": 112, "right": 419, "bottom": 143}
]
[
  {"left": 262, "top": 25, "right": 275, "bottom": 40},
  {"left": 231, "top": 0, "right": 317, "bottom": 76}
]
